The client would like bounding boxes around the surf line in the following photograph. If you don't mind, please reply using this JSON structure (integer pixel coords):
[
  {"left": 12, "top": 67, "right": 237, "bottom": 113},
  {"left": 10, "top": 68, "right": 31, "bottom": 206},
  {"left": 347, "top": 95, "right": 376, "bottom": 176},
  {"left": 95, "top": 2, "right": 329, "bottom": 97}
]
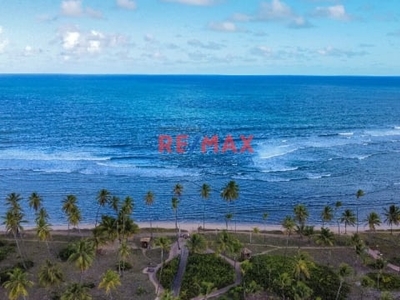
[{"left": 158, "top": 134, "right": 254, "bottom": 154}]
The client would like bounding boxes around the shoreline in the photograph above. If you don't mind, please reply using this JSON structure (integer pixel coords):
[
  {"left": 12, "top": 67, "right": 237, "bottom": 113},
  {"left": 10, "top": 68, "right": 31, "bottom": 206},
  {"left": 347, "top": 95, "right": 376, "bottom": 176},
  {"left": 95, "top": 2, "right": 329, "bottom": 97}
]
[{"left": 1, "top": 221, "right": 396, "bottom": 234}]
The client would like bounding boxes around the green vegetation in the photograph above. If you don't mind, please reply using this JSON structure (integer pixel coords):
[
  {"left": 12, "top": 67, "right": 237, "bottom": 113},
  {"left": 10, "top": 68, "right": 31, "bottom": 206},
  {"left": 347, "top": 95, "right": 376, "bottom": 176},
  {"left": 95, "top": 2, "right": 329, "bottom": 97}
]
[{"left": 180, "top": 253, "right": 235, "bottom": 300}]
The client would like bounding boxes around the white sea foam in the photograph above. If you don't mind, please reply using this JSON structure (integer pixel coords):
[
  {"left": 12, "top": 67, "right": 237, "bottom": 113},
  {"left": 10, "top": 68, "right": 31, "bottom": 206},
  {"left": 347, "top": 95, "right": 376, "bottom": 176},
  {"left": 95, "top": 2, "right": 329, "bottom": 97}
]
[
  {"left": 338, "top": 132, "right": 354, "bottom": 136},
  {"left": 0, "top": 149, "right": 110, "bottom": 161}
]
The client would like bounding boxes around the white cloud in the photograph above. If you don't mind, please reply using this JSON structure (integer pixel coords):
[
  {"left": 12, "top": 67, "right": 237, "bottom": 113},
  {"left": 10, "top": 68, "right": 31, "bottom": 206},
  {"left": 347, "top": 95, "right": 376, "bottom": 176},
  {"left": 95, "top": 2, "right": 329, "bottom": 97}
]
[
  {"left": 23, "top": 45, "right": 43, "bottom": 56},
  {"left": 0, "top": 39, "right": 9, "bottom": 54},
  {"left": 187, "top": 39, "right": 225, "bottom": 50},
  {"left": 289, "top": 17, "right": 314, "bottom": 28},
  {"left": 208, "top": 21, "right": 238, "bottom": 32},
  {"left": 161, "top": 0, "right": 217, "bottom": 6},
  {"left": 258, "top": 0, "right": 294, "bottom": 21},
  {"left": 58, "top": 27, "right": 130, "bottom": 58},
  {"left": 251, "top": 45, "right": 273, "bottom": 57},
  {"left": 317, "top": 46, "right": 368, "bottom": 57},
  {"left": 313, "top": 5, "right": 350, "bottom": 21},
  {"left": 0, "top": 26, "right": 9, "bottom": 54},
  {"left": 63, "top": 31, "right": 81, "bottom": 50},
  {"left": 116, "top": 0, "right": 136, "bottom": 10},
  {"left": 86, "top": 7, "right": 103, "bottom": 19},
  {"left": 61, "top": 0, "right": 82, "bottom": 17}
]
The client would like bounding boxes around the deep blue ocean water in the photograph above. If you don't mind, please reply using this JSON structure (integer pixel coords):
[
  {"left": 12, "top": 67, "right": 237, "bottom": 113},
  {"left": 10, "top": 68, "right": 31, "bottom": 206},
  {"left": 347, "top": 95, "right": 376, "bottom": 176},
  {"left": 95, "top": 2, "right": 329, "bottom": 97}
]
[{"left": 1, "top": 75, "right": 400, "bottom": 227}]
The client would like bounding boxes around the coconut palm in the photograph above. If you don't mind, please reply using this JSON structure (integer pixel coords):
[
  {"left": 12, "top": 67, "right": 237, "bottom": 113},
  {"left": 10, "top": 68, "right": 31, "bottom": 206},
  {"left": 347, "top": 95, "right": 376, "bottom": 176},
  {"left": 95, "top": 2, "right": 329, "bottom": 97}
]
[
  {"left": 28, "top": 192, "right": 42, "bottom": 212},
  {"left": 274, "top": 272, "right": 292, "bottom": 300},
  {"left": 3, "top": 210, "right": 25, "bottom": 262},
  {"left": 282, "top": 215, "right": 296, "bottom": 256},
  {"left": 334, "top": 201, "right": 343, "bottom": 235},
  {"left": 98, "top": 269, "right": 121, "bottom": 300},
  {"left": 200, "top": 183, "right": 211, "bottom": 230},
  {"left": 340, "top": 209, "right": 356, "bottom": 234},
  {"left": 36, "top": 217, "right": 52, "bottom": 254},
  {"left": 383, "top": 204, "right": 400, "bottom": 234},
  {"left": 119, "top": 196, "right": 134, "bottom": 242},
  {"left": 224, "top": 213, "right": 233, "bottom": 231},
  {"left": 154, "top": 236, "right": 171, "bottom": 293},
  {"left": 199, "top": 281, "right": 215, "bottom": 300},
  {"left": 171, "top": 197, "right": 180, "bottom": 239},
  {"left": 6, "top": 193, "right": 23, "bottom": 213},
  {"left": 315, "top": 227, "right": 335, "bottom": 264},
  {"left": 38, "top": 259, "right": 64, "bottom": 289},
  {"left": 68, "top": 206, "right": 82, "bottom": 233},
  {"left": 321, "top": 205, "right": 333, "bottom": 228},
  {"left": 365, "top": 211, "right": 381, "bottom": 232},
  {"left": 144, "top": 191, "right": 155, "bottom": 237},
  {"left": 95, "top": 189, "right": 111, "bottom": 227},
  {"left": 356, "top": 189, "right": 365, "bottom": 233},
  {"left": 118, "top": 241, "right": 131, "bottom": 276},
  {"left": 2, "top": 268, "right": 34, "bottom": 300},
  {"left": 335, "top": 263, "right": 352, "bottom": 300},
  {"left": 62, "top": 195, "right": 77, "bottom": 235},
  {"left": 110, "top": 196, "right": 120, "bottom": 214},
  {"left": 292, "top": 251, "right": 315, "bottom": 281},
  {"left": 61, "top": 283, "right": 92, "bottom": 300},
  {"left": 36, "top": 207, "right": 49, "bottom": 223},
  {"left": 186, "top": 233, "right": 207, "bottom": 254},
  {"left": 67, "top": 239, "right": 96, "bottom": 282},
  {"left": 294, "top": 204, "right": 309, "bottom": 237},
  {"left": 375, "top": 258, "right": 386, "bottom": 289},
  {"left": 173, "top": 183, "right": 183, "bottom": 198},
  {"left": 221, "top": 181, "right": 239, "bottom": 230}
]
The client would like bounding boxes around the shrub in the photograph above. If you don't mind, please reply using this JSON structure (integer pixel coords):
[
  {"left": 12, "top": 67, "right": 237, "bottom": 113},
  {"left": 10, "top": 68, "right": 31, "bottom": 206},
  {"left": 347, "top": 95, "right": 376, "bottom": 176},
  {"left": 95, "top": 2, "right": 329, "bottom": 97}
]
[
  {"left": 58, "top": 245, "right": 75, "bottom": 261},
  {"left": 158, "top": 257, "right": 179, "bottom": 290},
  {"left": 116, "top": 261, "right": 132, "bottom": 271},
  {"left": 366, "top": 272, "right": 400, "bottom": 290},
  {"left": 15, "top": 259, "right": 34, "bottom": 270}
]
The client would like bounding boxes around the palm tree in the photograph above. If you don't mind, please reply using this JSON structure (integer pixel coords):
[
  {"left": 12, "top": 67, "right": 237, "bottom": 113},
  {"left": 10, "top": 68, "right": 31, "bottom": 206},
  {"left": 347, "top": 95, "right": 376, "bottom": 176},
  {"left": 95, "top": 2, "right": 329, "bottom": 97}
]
[
  {"left": 98, "top": 269, "right": 121, "bottom": 300},
  {"left": 365, "top": 211, "right": 381, "bottom": 232},
  {"left": 200, "top": 183, "right": 211, "bottom": 230},
  {"left": 61, "top": 282, "right": 92, "bottom": 300},
  {"left": 199, "top": 281, "right": 215, "bottom": 300},
  {"left": 118, "top": 241, "right": 131, "bottom": 276},
  {"left": 38, "top": 260, "right": 64, "bottom": 289},
  {"left": 315, "top": 227, "right": 335, "bottom": 264},
  {"left": 67, "top": 239, "right": 96, "bottom": 282},
  {"left": 119, "top": 196, "right": 134, "bottom": 242},
  {"left": 36, "top": 207, "right": 49, "bottom": 222},
  {"left": 95, "top": 189, "right": 111, "bottom": 227},
  {"left": 294, "top": 204, "right": 309, "bottom": 237},
  {"left": 154, "top": 236, "right": 171, "bottom": 293},
  {"left": 173, "top": 183, "right": 183, "bottom": 198},
  {"left": 36, "top": 217, "right": 52, "bottom": 254},
  {"left": 110, "top": 196, "right": 120, "bottom": 214},
  {"left": 282, "top": 215, "right": 296, "bottom": 257},
  {"left": 340, "top": 209, "right": 356, "bottom": 234},
  {"left": 186, "top": 233, "right": 207, "bottom": 254},
  {"left": 144, "top": 191, "right": 155, "bottom": 237},
  {"left": 383, "top": 204, "right": 400, "bottom": 234},
  {"left": 62, "top": 195, "right": 77, "bottom": 235},
  {"left": 28, "top": 192, "right": 42, "bottom": 212},
  {"left": 6, "top": 193, "right": 23, "bottom": 212},
  {"left": 68, "top": 206, "right": 82, "bottom": 233},
  {"left": 2, "top": 268, "right": 34, "bottom": 300},
  {"left": 334, "top": 201, "right": 343, "bottom": 235},
  {"left": 274, "top": 272, "right": 292, "bottom": 300},
  {"left": 3, "top": 210, "right": 25, "bottom": 262},
  {"left": 221, "top": 181, "right": 239, "bottom": 231},
  {"left": 335, "top": 263, "right": 352, "bottom": 300},
  {"left": 292, "top": 251, "right": 315, "bottom": 281},
  {"left": 356, "top": 189, "right": 365, "bottom": 233},
  {"left": 224, "top": 213, "right": 233, "bottom": 230},
  {"left": 375, "top": 258, "right": 386, "bottom": 290},
  {"left": 240, "top": 260, "right": 253, "bottom": 299},
  {"left": 171, "top": 196, "right": 180, "bottom": 248},
  {"left": 321, "top": 205, "right": 333, "bottom": 228}
]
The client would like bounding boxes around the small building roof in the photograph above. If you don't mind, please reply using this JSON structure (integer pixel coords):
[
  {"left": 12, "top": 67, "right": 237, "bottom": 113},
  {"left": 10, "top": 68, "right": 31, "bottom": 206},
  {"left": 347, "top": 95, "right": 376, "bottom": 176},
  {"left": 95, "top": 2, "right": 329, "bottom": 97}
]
[{"left": 140, "top": 237, "right": 151, "bottom": 242}]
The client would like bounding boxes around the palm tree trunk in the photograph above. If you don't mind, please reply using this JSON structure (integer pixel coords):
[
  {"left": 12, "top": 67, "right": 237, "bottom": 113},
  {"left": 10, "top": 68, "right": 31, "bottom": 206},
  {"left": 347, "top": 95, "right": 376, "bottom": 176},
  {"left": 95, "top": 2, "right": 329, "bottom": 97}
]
[
  {"left": 335, "top": 280, "right": 343, "bottom": 300},
  {"left": 12, "top": 231, "right": 26, "bottom": 269},
  {"left": 95, "top": 205, "right": 100, "bottom": 228}
]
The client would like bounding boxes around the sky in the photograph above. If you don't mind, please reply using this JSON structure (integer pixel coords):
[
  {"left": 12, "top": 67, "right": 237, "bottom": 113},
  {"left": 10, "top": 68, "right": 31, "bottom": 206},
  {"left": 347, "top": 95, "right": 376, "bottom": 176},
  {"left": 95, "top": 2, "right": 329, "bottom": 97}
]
[{"left": 0, "top": 0, "right": 399, "bottom": 75}]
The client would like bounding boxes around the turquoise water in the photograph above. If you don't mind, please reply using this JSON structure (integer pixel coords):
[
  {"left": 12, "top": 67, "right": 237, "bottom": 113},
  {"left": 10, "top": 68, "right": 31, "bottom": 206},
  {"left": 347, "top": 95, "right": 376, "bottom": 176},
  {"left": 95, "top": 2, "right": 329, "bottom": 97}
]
[{"left": 1, "top": 75, "right": 400, "bottom": 226}]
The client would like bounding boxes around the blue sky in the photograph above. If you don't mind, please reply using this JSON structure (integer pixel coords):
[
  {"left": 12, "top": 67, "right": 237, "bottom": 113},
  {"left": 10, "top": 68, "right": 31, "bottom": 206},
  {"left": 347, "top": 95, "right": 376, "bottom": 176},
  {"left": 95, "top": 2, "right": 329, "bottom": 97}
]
[{"left": 0, "top": 0, "right": 399, "bottom": 75}]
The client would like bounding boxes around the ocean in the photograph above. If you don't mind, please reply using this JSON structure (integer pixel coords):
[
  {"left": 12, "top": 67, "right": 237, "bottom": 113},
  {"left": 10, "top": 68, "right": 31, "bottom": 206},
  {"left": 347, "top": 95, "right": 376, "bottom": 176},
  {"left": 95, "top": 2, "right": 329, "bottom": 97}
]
[{"left": 1, "top": 75, "right": 400, "bottom": 227}]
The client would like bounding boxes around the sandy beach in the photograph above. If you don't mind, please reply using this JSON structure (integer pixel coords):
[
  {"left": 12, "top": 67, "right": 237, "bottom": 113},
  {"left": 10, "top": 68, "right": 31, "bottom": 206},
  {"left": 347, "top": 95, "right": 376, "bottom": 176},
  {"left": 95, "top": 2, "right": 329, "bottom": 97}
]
[{"left": 3, "top": 220, "right": 394, "bottom": 235}]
